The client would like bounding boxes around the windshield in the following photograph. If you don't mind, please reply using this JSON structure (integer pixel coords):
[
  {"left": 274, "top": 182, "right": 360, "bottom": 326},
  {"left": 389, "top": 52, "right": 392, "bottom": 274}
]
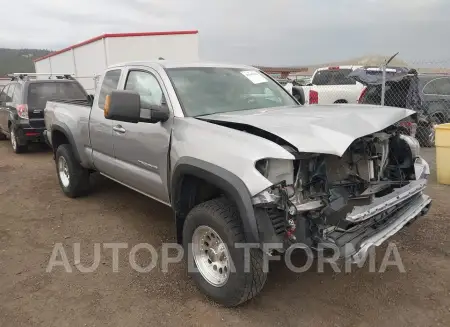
[{"left": 165, "top": 67, "right": 298, "bottom": 116}]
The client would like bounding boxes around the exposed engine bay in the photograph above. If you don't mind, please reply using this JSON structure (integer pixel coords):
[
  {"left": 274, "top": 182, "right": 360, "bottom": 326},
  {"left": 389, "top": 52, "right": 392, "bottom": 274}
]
[{"left": 252, "top": 129, "right": 431, "bottom": 259}]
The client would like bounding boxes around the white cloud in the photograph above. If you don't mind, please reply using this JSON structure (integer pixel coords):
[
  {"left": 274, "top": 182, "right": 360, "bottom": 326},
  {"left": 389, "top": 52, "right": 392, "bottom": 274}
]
[{"left": 0, "top": 0, "right": 448, "bottom": 65}]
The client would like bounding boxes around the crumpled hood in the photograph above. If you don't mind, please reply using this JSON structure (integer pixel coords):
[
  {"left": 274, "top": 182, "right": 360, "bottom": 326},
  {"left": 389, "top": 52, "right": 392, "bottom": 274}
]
[{"left": 199, "top": 104, "right": 415, "bottom": 157}]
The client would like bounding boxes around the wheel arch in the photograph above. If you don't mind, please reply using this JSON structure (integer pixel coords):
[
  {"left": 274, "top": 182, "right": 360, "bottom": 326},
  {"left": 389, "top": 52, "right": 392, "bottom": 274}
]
[
  {"left": 170, "top": 158, "right": 260, "bottom": 244},
  {"left": 51, "top": 123, "right": 81, "bottom": 163}
]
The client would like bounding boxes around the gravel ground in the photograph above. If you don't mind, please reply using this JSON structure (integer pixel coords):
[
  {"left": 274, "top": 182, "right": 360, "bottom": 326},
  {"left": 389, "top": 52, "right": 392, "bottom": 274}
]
[{"left": 0, "top": 141, "right": 449, "bottom": 327}]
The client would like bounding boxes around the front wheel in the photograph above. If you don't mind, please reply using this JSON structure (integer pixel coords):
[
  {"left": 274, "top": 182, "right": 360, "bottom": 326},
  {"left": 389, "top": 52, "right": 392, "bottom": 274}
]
[
  {"left": 183, "top": 198, "right": 267, "bottom": 307},
  {"left": 55, "top": 144, "right": 90, "bottom": 198}
]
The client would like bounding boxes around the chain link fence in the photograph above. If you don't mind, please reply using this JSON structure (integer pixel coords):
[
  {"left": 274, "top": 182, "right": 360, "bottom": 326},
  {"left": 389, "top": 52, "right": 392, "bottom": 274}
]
[{"left": 283, "top": 58, "right": 450, "bottom": 148}]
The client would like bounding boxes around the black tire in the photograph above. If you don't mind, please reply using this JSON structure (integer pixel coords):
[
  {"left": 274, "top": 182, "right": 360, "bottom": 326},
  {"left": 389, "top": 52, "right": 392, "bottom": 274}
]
[
  {"left": 292, "top": 87, "right": 305, "bottom": 105},
  {"left": 417, "top": 116, "right": 438, "bottom": 148},
  {"left": 9, "top": 125, "right": 27, "bottom": 154},
  {"left": 183, "top": 198, "right": 267, "bottom": 307},
  {"left": 417, "top": 125, "right": 435, "bottom": 147},
  {"left": 55, "top": 144, "right": 90, "bottom": 198},
  {"left": 0, "top": 132, "right": 6, "bottom": 140}
]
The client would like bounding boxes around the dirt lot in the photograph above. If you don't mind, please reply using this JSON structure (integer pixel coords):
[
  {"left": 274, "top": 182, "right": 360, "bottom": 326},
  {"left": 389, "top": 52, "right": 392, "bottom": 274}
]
[{"left": 0, "top": 141, "right": 449, "bottom": 327}]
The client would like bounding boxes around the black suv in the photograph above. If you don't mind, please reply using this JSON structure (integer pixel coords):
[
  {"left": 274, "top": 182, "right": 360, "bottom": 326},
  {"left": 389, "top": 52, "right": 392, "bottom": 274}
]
[
  {"left": 359, "top": 73, "right": 450, "bottom": 124},
  {"left": 0, "top": 74, "right": 87, "bottom": 153},
  {"left": 355, "top": 69, "right": 450, "bottom": 147}
]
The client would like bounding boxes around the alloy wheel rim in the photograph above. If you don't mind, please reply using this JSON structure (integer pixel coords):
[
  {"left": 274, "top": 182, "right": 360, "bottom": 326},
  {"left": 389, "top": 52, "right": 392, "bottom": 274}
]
[
  {"left": 192, "top": 225, "right": 230, "bottom": 287},
  {"left": 10, "top": 129, "right": 16, "bottom": 150},
  {"left": 58, "top": 156, "right": 70, "bottom": 187}
]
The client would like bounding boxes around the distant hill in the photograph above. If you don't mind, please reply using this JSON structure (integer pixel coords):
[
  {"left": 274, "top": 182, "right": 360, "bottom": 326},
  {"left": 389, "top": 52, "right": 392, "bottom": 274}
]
[
  {"left": 298, "top": 55, "right": 410, "bottom": 75},
  {"left": 264, "top": 55, "right": 450, "bottom": 76},
  {"left": 325, "top": 54, "right": 409, "bottom": 67},
  {"left": 0, "top": 48, "right": 52, "bottom": 77}
]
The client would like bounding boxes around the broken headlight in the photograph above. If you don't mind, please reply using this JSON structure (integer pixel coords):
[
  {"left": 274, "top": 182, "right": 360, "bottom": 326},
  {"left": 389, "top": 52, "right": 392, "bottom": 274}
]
[{"left": 255, "top": 158, "right": 294, "bottom": 185}]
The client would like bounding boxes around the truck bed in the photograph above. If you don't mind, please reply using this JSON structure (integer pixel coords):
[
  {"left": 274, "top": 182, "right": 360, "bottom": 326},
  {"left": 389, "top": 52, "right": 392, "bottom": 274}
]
[{"left": 44, "top": 100, "right": 93, "bottom": 166}]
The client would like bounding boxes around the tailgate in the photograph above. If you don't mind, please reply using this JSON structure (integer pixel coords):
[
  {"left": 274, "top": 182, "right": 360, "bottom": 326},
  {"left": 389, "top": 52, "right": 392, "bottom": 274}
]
[
  {"left": 309, "top": 85, "right": 363, "bottom": 105},
  {"left": 28, "top": 106, "right": 45, "bottom": 128}
]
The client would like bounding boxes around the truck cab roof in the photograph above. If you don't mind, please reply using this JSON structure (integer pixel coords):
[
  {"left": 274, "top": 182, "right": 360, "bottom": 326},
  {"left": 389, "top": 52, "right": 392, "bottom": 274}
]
[{"left": 107, "top": 61, "right": 257, "bottom": 70}]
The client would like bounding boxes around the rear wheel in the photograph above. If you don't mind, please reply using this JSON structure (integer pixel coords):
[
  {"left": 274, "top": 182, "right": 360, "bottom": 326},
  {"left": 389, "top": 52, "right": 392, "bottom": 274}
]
[
  {"left": 183, "top": 198, "right": 267, "bottom": 307},
  {"left": 9, "top": 126, "right": 27, "bottom": 153},
  {"left": 293, "top": 88, "right": 305, "bottom": 105},
  {"left": 55, "top": 144, "right": 90, "bottom": 198},
  {"left": 0, "top": 132, "right": 6, "bottom": 140}
]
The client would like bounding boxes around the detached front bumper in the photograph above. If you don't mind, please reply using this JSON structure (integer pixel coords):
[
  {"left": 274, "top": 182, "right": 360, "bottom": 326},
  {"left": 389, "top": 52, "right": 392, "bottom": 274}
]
[
  {"left": 351, "top": 193, "right": 431, "bottom": 264},
  {"left": 325, "top": 190, "right": 432, "bottom": 264}
]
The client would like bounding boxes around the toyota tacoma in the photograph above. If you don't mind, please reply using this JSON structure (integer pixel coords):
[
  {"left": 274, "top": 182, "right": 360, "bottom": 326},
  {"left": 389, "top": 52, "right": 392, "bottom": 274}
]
[{"left": 44, "top": 61, "right": 432, "bottom": 307}]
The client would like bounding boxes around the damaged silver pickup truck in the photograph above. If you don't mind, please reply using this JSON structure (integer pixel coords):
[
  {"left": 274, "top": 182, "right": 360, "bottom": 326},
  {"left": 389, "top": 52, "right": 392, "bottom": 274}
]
[{"left": 44, "top": 61, "right": 432, "bottom": 307}]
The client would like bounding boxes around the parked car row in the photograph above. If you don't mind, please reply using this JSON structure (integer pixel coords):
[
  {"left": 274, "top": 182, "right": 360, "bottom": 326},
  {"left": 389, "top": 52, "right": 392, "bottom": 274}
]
[
  {"left": 282, "top": 65, "right": 450, "bottom": 147},
  {"left": 352, "top": 67, "right": 450, "bottom": 147},
  {"left": 1, "top": 63, "right": 433, "bottom": 308}
]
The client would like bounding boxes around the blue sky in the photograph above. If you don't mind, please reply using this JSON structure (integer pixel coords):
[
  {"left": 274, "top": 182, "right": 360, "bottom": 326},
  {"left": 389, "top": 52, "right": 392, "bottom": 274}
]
[{"left": 1, "top": 0, "right": 449, "bottom": 66}]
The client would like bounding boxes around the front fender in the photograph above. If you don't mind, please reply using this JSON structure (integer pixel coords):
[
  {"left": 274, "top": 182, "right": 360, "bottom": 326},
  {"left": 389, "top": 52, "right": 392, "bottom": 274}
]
[{"left": 171, "top": 157, "right": 260, "bottom": 243}]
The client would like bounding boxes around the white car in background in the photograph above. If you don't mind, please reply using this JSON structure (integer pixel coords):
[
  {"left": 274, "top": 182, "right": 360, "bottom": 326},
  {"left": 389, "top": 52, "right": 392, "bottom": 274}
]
[{"left": 286, "top": 66, "right": 366, "bottom": 105}]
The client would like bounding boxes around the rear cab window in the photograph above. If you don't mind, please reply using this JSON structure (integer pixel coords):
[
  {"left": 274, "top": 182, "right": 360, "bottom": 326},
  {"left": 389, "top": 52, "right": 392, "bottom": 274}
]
[
  {"left": 27, "top": 82, "right": 87, "bottom": 109},
  {"left": 312, "top": 68, "right": 356, "bottom": 86}
]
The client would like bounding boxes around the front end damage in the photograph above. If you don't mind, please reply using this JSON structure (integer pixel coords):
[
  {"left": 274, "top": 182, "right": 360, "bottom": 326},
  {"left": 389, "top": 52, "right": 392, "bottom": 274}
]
[{"left": 252, "top": 130, "right": 432, "bottom": 263}]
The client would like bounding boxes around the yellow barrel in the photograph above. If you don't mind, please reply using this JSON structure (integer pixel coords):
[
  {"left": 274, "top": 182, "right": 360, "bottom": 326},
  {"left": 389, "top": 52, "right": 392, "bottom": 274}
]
[{"left": 435, "top": 123, "right": 450, "bottom": 185}]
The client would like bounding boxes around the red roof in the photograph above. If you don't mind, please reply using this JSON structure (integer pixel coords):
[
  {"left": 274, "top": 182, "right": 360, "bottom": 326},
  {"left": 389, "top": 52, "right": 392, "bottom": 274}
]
[{"left": 33, "top": 30, "right": 199, "bottom": 62}]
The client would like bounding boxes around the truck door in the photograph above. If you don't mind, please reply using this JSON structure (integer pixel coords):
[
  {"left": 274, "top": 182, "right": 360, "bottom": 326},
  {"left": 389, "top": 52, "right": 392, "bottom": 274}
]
[
  {"left": 89, "top": 69, "right": 122, "bottom": 177},
  {"left": 111, "top": 68, "right": 172, "bottom": 204}
]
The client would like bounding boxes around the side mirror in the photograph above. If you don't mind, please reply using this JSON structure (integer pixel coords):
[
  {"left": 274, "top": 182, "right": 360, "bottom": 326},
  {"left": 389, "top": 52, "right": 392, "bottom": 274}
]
[
  {"left": 87, "top": 94, "right": 94, "bottom": 104},
  {"left": 104, "top": 90, "right": 170, "bottom": 124},
  {"left": 140, "top": 104, "right": 170, "bottom": 123},
  {"left": 104, "top": 90, "right": 141, "bottom": 123}
]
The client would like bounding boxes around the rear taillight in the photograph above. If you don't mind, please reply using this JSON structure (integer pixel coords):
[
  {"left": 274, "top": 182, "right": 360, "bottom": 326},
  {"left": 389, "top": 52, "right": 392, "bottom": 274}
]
[
  {"left": 358, "top": 87, "right": 367, "bottom": 103},
  {"left": 17, "top": 104, "right": 29, "bottom": 119},
  {"left": 309, "top": 90, "right": 319, "bottom": 104},
  {"left": 399, "top": 121, "right": 417, "bottom": 137},
  {"left": 400, "top": 121, "right": 412, "bottom": 127}
]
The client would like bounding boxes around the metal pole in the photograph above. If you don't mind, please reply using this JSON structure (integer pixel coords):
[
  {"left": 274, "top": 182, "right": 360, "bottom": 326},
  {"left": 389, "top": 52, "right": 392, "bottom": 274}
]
[
  {"left": 381, "top": 64, "right": 386, "bottom": 106},
  {"left": 381, "top": 52, "right": 400, "bottom": 107}
]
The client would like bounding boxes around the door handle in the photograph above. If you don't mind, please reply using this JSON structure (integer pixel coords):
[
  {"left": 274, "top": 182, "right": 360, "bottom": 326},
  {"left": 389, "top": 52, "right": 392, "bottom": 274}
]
[{"left": 113, "top": 125, "right": 126, "bottom": 134}]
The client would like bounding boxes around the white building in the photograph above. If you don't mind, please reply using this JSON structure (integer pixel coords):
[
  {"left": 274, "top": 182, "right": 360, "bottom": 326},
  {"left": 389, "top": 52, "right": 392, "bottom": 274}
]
[{"left": 34, "top": 30, "right": 200, "bottom": 93}]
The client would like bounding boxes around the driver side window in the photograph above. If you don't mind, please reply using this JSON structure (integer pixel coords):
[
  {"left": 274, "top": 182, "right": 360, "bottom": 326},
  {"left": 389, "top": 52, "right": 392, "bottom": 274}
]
[{"left": 124, "top": 70, "right": 164, "bottom": 109}]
